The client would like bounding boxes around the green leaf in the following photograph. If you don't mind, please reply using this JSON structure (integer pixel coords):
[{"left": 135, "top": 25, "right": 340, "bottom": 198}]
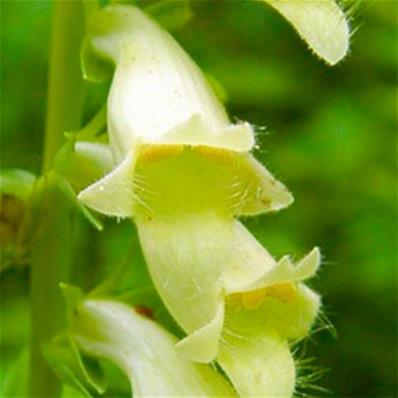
[{"left": 145, "top": 0, "right": 193, "bottom": 31}]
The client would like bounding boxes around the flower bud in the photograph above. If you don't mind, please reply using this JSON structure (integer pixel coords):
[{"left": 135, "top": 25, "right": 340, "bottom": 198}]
[{"left": 71, "top": 299, "right": 236, "bottom": 397}]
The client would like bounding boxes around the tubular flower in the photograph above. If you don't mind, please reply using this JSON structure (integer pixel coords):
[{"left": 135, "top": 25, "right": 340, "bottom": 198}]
[
  {"left": 76, "top": 3, "right": 349, "bottom": 397},
  {"left": 78, "top": 4, "right": 289, "bottom": 218},
  {"left": 71, "top": 299, "right": 237, "bottom": 397},
  {"left": 138, "top": 218, "right": 321, "bottom": 397}
]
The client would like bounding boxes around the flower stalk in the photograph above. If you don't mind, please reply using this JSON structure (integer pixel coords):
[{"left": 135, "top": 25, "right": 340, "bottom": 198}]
[{"left": 29, "top": 1, "right": 85, "bottom": 396}]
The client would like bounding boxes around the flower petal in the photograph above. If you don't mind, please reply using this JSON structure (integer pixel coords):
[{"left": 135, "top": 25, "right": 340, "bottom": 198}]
[
  {"left": 176, "top": 305, "right": 224, "bottom": 363},
  {"left": 240, "top": 247, "right": 321, "bottom": 292},
  {"left": 222, "top": 225, "right": 319, "bottom": 295},
  {"left": 217, "top": 152, "right": 294, "bottom": 216},
  {"left": 226, "top": 283, "right": 320, "bottom": 341},
  {"left": 156, "top": 114, "right": 255, "bottom": 152},
  {"left": 220, "top": 278, "right": 320, "bottom": 397},
  {"left": 222, "top": 221, "right": 277, "bottom": 294},
  {"left": 133, "top": 146, "right": 293, "bottom": 218},
  {"left": 264, "top": 0, "right": 350, "bottom": 65},
  {"left": 136, "top": 214, "right": 230, "bottom": 343}
]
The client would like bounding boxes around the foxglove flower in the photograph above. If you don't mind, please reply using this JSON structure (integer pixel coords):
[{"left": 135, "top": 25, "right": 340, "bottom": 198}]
[
  {"left": 78, "top": 5, "right": 292, "bottom": 218},
  {"left": 76, "top": 4, "right": 349, "bottom": 397}
]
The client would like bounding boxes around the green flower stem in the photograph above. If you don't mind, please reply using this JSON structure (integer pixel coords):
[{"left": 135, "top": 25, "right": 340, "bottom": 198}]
[
  {"left": 43, "top": 1, "right": 85, "bottom": 172},
  {"left": 30, "top": 1, "right": 85, "bottom": 397}
]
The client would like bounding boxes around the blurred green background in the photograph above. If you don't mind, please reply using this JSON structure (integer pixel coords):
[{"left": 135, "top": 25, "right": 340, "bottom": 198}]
[{"left": 1, "top": 1, "right": 397, "bottom": 397}]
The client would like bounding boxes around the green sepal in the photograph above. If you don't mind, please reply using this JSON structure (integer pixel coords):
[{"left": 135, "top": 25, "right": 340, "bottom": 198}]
[
  {"left": 31, "top": 173, "right": 103, "bottom": 231},
  {"left": 97, "top": 360, "right": 131, "bottom": 397},
  {"left": 81, "top": 37, "right": 113, "bottom": 83},
  {"left": 56, "top": 285, "right": 131, "bottom": 397},
  {"left": 55, "top": 174, "right": 104, "bottom": 231},
  {"left": 54, "top": 138, "right": 113, "bottom": 194},
  {"left": 52, "top": 134, "right": 108, "bottom": 230},
  {"left": 65, "top": 104, "right": 107, "bottom": 142},
  {"left": 42, "top": 334, "right": 107, "bottom": 398},
  {"left": 60, "top": 283, "right": 84, "bottom": 324},
  {"left": 206, "top": 73, "right": 229, "bottom": 104},
  {"left": 145, "top": 0, "right": 193, "bottom": 31}
]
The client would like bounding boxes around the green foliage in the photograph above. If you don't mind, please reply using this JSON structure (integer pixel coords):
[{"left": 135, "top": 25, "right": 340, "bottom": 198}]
[
  {"left": 81, "top": 38, "right": 113, "bottom": 83},
  {"left": 1, "top": 348, "right": 29, "bottom": 397},
  {"left": 42, "top": 331, "right": 132, "bottom": 397},
  {"left": 42, "top": 336, "right": 107, "bottom": 398}
]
